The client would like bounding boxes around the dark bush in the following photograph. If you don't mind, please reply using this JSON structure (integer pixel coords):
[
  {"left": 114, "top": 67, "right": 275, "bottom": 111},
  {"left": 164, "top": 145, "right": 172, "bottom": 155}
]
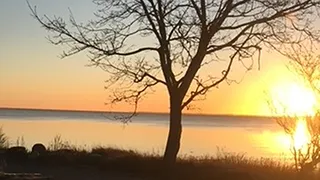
[{"left": 5, "top": 146, "right": 28, "bottom": 162}]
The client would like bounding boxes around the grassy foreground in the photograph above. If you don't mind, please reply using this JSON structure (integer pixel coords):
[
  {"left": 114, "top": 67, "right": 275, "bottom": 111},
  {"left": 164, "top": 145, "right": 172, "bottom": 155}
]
[
  {"left": 2, "top": 145, "right": 311, "bottom": 180},
  {"left": 0, "top": 132, "right": 316, "bottom": 180}
]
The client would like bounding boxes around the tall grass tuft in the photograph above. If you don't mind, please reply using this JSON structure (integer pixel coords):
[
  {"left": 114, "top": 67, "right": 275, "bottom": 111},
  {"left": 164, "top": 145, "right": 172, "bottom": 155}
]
[
  {"left": 0, "top": 127, "right": 9, "bottom": 149},
  {"left": 47, "top": 135, "right": 73, "bottom": 151}
]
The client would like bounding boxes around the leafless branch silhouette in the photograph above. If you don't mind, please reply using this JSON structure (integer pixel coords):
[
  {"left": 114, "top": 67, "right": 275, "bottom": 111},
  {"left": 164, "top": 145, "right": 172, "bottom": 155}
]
[{"left": 29, "top": 0, "right": 320, "bottom": 164}]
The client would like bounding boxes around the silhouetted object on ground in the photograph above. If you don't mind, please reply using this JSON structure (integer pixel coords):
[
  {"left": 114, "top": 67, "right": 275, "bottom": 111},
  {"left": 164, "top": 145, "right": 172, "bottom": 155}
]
[
  {"left": 32, "top": 143, "right": 47, "bottom": 156},
  {"left": 5, "top": 146, "right": 28, "bottom": 162},
  {"left": 29, "top": 0, "right": 320, "bottom": 164}
]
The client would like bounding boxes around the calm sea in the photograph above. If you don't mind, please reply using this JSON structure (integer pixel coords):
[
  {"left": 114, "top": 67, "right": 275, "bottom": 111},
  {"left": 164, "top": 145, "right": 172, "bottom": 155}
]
[{"left": 0, "top": 108, "right": 292, "bottom": 159}]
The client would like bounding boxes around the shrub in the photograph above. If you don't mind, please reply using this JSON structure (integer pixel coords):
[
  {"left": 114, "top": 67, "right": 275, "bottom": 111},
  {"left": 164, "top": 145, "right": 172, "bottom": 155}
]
[
  {"left": 48, "top": 135, "right": 72, "bottom": 151},
  {"left": 0, "top": 127, "right": 9, "bottom": 149}
]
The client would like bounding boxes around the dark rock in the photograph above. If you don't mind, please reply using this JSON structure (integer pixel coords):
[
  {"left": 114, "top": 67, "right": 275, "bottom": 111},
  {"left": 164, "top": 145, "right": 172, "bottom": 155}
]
[{"left": 32, "top": 143, "right": 46, "bottom": 156}]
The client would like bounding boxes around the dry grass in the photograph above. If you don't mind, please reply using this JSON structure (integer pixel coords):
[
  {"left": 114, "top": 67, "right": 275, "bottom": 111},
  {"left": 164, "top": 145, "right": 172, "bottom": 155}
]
[
  {"left": 1, "top": 134, "right": 316, "bottom": 179},
  {"left": 0, "top": 127, "right": 9, "bottom": 149},
  {"left": 29, "top": 144, "right": 300, "bottom": 180}
]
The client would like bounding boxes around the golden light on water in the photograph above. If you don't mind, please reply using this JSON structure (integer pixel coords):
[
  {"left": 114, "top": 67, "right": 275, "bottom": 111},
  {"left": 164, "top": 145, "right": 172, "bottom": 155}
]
[
  {"left": 293, "top": 119, "right": 310, "bottom": 150},
  {"left": 271, "top": 82, "right": 316, "bottom": 153},
  {"left": 272, "top": 119, "right": 310, "bottom": 155},
  {"left": 265, "top": 118, "right": 311, "bottom": 157}
]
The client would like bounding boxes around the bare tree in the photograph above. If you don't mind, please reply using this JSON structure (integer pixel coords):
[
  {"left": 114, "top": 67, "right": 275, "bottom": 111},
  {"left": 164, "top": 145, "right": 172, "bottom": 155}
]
[
  {"left": 29, "top": 0, "right": 320, "bottom": 164},
  {"left": 272, "top": 43, "right": 320, "bottom": 173},
  {"left": 274, "top": 114, "right": 316, "bottom": 172}
]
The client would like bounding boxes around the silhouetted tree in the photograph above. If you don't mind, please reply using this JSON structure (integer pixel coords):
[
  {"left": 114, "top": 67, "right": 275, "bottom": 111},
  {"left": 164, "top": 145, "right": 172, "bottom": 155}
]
[
  {"left": 274, "top": 114, "right": 318, "bottom": 172},
  {"left": 273, "top": 43, "right": 320, "bottom": 172},
  {"left": 29, "top": 0, "right": 320, "bottom": 164}
]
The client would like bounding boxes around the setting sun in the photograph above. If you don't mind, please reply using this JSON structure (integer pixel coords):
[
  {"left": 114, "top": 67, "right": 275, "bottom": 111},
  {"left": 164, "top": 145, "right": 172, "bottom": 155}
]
[
  {"left": 271, "top": 82, "right": 317, "bottom": 116},
  {"left": 271, "top": 82, "right": 315, "bottom": 151}
]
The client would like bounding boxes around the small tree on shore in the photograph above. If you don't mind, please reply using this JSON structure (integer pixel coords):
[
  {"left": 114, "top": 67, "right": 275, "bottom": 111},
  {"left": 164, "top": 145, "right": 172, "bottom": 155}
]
[
  {"left": 29, "top": 0, "right": 320, "bottom": 164},
  {"left": 274, "top": 114, "right": 320, "bottom": 171},
  {"left": 272, "top": 44, "right": 320, "bottom": 172}
]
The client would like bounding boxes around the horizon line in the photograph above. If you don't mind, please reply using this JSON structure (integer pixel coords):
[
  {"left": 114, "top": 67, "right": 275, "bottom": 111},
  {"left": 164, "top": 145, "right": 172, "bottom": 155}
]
[{"left": 0, "top": 106, "right": 272, "bottom": 118}]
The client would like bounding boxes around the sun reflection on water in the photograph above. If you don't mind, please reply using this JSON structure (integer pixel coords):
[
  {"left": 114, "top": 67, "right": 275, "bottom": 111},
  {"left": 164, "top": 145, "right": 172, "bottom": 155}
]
[{"left": 293, "top": 119, "right": 310, "bottom": 151}]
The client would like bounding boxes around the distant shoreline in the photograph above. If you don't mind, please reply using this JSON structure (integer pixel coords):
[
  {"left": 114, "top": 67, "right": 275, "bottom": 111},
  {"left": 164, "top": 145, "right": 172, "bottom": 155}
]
[{"left": 0, "top": 107, "right": 273, "bottom": 118}]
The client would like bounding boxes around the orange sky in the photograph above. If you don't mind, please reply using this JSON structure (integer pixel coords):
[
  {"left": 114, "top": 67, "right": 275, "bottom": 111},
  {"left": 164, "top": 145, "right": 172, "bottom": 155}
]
[{"left": 0, "top": 1, "right": 314, "bottom": 116}]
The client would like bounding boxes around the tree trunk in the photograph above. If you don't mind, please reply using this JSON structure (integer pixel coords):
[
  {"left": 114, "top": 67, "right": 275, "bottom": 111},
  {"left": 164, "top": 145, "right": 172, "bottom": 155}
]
[{"left": 163, "top": 96, "right": 182, "bottom": 164}]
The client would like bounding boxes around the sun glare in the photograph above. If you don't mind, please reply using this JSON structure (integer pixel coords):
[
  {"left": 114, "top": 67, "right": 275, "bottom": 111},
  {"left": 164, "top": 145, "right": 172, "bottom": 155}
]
[
  {"left": 271, "top": 82, "right": 316, "bottom": 151},
  {"left": 272, "top": 83, "right": 317, "bottom": 116}
]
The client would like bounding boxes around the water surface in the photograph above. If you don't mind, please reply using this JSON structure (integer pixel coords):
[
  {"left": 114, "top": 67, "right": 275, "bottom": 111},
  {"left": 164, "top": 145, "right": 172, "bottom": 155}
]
[{"left": 0, "top": 108, "right": 292, "bottom": 159}]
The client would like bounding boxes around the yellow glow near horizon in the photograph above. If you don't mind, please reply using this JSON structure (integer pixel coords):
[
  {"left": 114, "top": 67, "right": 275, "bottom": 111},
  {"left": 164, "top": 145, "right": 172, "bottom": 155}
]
[
  {"left": 270, "top": 81, "right": 315, "bottom": 152},
  {"left": 271, "top": 82, "right": 317, "bottom": 116}
]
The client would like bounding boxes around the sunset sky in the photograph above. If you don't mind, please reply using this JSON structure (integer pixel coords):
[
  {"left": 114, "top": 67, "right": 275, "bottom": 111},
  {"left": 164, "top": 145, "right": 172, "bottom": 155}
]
[{"left": 0, "top": 0, "right": 316, "bottom": 116}]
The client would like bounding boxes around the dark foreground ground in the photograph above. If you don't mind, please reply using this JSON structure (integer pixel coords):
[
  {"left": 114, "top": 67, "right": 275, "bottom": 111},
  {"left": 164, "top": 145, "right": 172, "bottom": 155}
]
[
  {"left": 5, "top": 163, "right": 143, "bottom": 180},
  {"left": 1, "top": 146, "right": 316, "bottom": 180},
  {"left": 4, "top": 162, "right": 259, "bottom": 180}
]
